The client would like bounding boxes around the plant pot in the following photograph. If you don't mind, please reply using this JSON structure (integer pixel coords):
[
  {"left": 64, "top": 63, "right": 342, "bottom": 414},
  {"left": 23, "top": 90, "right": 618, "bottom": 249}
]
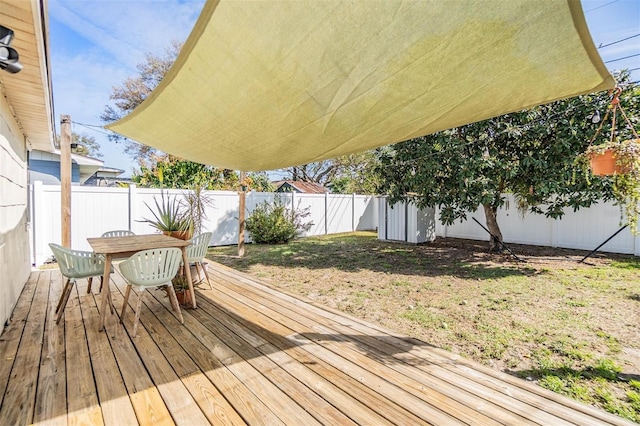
[
  {"left": 163, "top": 230, "right": 192, "bottom": 240},
  {"left": 588, "top": 149, "right": 626, "bottom": 176},
  {"left": 175, "top": 289, "right": 192, "bottom": 306}
]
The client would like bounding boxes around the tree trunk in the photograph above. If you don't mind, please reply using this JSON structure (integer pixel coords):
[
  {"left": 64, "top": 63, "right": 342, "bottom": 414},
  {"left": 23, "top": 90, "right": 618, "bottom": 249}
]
[{"left": 482, "top": 204, "right": 503, "bottom": 252}]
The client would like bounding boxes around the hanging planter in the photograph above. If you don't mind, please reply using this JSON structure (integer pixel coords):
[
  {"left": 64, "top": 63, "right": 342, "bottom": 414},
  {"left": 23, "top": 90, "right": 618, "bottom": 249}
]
[
  {"left": 580, "top": 87, "right": 640, "bottom": 234},
  {"left": 586, "top": 140, "right": 636, "bottom": 176},
  {"left": 588, "top": 148, "right": 618, "bottom": 176},
  {"left": 583, "top": 88, "right": 639, "bottom": 176}
]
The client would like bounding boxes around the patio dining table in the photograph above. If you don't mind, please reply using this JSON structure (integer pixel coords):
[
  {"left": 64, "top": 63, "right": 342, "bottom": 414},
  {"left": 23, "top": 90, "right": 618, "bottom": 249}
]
[{"left": 87, "top": 234, "right": 196, "bottom": 331}]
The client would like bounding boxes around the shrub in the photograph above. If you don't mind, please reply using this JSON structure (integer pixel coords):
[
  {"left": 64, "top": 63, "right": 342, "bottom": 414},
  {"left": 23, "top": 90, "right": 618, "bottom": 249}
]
[{"left": 246, "top": 197, "right": 312, "bottom": 244}]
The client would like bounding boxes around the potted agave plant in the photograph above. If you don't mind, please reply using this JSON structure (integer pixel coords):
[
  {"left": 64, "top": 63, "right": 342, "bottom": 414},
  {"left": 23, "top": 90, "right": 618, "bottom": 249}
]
[{"left": 140, "top": 191, "right": 194, "bottom": 240}]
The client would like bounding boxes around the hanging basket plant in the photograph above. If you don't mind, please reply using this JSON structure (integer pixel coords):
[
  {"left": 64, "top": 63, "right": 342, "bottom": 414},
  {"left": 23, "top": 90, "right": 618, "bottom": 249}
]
[
  {"left": 585, "top": 138, "right": 638, "bottom": 176},
  {"left": 580, "top": 88, "right": 640, "bottom": 234}
]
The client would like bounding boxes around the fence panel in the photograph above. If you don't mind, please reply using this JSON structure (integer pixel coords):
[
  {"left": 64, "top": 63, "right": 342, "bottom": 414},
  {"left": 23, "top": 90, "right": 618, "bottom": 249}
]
[
  {"left": 71, "top": 187, "right": 130, "bottom": 248},
  {"left": 327, "top": 194, "right": 353, "bottom": 234},
  {"left": 355, "top": 195, "right": 378, "bottom": 231},
  {"left": 554, "top": 202, "right": 635, "bottom": 254},
  {"left": 295, "top": 194, "right": 326, "bottom": 236},
  {"left": 203, "top": 190, "right": 240, "bottom": 246}
]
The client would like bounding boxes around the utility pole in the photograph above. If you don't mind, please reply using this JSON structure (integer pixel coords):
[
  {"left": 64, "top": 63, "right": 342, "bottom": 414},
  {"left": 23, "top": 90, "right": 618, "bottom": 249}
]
[
  {"left": 60, "top": 115, "right": 72, "bottom": 247},
  {"left": 238, "top": 171, "right": 246, "bottom": 257}
]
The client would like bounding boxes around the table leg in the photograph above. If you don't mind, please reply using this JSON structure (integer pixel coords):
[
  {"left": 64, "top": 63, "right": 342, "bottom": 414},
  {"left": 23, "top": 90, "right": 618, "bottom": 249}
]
[
  {"left": 181, "top": 247, "right": 196, "bottom": 309},
  {"left": 99, "top": 254, "right": 113, "bottom": 331}
]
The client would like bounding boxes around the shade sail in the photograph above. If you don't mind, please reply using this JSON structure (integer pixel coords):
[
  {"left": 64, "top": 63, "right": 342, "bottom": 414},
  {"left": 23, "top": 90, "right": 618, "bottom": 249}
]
[{"left": 107, "top": 0, "right": 614, "bottom": 171}]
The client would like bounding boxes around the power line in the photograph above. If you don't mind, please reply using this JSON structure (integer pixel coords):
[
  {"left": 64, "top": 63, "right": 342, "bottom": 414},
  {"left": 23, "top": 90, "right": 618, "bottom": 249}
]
[
  {"left": 72, "top": 121, "right": 114, "bottom": 137},
  {"left": 585, "top": 0, "right": 619, "bottom": 13},
  {"left": 73, "top": 121, "right": 105, "bottom": 129},
  {"left": 604, "top": 53, "right": 640, "bottom": 63},
  {"left": 598, "top": 33, "right": 640, "bottom": 49}
]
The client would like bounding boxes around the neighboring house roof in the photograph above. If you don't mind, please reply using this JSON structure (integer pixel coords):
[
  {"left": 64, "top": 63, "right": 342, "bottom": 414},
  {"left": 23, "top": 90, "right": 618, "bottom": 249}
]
[
  {"left": 95, "top": 166, "right": 125, "bottom": 177},
  {"left": 84, "top": 166, "right": 128, "bottom": 187},
  {"left": 0, "top": 0, "right": 55, "bottom": 152},
  {"left": 274, "top": 180, "right": 329, "bottom": 194},
  {"left": 29, "top": 149, "right": 104, "bottom": 185}
]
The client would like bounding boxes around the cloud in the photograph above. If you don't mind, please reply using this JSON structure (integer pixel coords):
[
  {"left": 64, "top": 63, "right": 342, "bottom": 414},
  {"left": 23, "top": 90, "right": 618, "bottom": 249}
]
[{"left": 49, "top": 0, "right": 205, "bottom": 70}]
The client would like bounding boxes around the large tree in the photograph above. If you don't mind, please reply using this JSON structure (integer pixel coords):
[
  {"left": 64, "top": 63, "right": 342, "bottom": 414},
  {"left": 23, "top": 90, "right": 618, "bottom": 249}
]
[{"left": 377, "top": 74, "right": 638, "bottom": 251}]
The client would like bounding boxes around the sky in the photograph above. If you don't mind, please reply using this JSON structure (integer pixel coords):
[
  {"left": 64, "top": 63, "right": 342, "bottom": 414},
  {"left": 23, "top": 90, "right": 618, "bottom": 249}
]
[{"left": 48, "top": 0, "right": 640, "bottom": 178}]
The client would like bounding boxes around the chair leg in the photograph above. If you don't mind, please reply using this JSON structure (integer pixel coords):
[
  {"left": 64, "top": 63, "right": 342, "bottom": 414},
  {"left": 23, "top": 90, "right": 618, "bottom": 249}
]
[
  {"left": 166, "top": 285, "right": 179, "bottom": 313},
  {"left": 101, "top": 277, "right": 115, "bottom": 315},
  {"left": 55, "top": 278, "right": 72, "bottom": 313},
  {"left": 200, "top": 262, "right": 213, "bottom": 289},
  {"left": 87, "top": 277, "right": 93, "bottom": 294},
  {"left": 132, "top": 289, "right": 145, "bottom": 337},
  {"left": 166, "top": 284, "right": 184, "bottom": 325},
  {"left": 120, "top": 285, "right": 132, "bottom": 323},
  {"left": 191, "top": 262, "right": 202, "bottom": 284},
  {"left": 56, "top": 278, "right": 75, "bottom": 325}
]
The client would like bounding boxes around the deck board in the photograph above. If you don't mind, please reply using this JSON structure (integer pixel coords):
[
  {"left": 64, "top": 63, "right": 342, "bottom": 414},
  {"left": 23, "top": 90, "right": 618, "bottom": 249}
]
[
  {"left": 0, "top": 261, "right": 633, "bottom": 425},
  {"left": 0, "top": 271, "right": 38, "bottom": 417},
  {"left": 0, "top": 271, "right": 50, "bottom": 425},
  {"left": 33, "top": 271, "right": 67, "bottom": 426}
]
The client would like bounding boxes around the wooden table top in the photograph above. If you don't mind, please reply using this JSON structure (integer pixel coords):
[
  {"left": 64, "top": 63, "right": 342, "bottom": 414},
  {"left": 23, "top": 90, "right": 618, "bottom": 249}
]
[{"left": 87, "top": 234, "right": 190, "bottom": 255}]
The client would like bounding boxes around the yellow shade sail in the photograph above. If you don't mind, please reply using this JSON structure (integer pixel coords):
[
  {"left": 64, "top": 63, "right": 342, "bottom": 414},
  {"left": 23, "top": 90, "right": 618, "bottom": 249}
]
[{"left": 107, "top": 0, "right": 614, "bottom": 171}]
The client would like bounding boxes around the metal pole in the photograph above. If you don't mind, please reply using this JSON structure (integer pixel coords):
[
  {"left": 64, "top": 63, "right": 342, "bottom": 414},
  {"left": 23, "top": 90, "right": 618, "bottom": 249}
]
[
  {"left": 472, "top": 217, "right": 525, "bottom": 262},
  {"left": 579, "top": 224, "right": 628, "bottom": 263}
]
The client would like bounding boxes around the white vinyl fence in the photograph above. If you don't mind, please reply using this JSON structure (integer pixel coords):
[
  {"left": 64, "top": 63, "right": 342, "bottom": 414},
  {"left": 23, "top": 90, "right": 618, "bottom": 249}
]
[
  {"left": 29, "top": 182, "right": 378, "bottom": 266},
  {"left": 379, "top": 195, "right": 640, "bottom": 256}
]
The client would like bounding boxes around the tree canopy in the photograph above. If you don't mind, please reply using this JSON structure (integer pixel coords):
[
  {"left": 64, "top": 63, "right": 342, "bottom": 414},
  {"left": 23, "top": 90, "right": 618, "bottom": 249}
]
[
  {"left": 377, "top": 72, "right": 638, "bottom": 251},
  {"left": 132, "top": 153, "right": 274, "bottom": 191}
]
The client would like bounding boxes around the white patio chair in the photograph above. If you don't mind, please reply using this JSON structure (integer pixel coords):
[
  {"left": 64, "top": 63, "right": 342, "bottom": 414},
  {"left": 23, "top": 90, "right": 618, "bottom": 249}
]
[
  {"left": 119, "top": 247, "right": 184, "bottom": 337},
  {"left": 49, "top": 243, "right": 111, "bottom": 324},
  {"left": 101, "top": 230, "right": 135, "bottom": 238},
  {"left": 186, "top": 232, "right": 213, "bottom": 289}
]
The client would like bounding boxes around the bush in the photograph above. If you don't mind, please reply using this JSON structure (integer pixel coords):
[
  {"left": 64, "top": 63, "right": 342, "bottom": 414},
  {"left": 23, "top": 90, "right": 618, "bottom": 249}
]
[{"left": 246, "top": 197, "right": 312, "bottom": 244}]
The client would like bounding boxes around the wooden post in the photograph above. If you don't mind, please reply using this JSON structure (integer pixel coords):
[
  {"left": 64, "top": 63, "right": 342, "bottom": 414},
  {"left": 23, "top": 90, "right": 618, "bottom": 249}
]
[
  {"left": 60, "top": 115, "right": 72, "bottom": 247},
  {"left": 238, "top": 171, "right": 246, "bottom": 257}
]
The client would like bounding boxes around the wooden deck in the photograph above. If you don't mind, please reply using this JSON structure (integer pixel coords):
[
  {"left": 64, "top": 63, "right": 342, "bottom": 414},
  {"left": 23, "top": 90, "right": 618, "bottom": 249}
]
[{"left": 0, "top": 261, "right": 632, "bottom": 425}]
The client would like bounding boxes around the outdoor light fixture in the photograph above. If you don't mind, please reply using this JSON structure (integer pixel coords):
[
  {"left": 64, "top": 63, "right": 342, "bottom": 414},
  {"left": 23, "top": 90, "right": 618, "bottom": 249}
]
[
  {"left": 0, "top": 25, "right": 22, "bottom": 74},
  {"left": 587, "top": 110, "right": 601, "bottom": 124}
]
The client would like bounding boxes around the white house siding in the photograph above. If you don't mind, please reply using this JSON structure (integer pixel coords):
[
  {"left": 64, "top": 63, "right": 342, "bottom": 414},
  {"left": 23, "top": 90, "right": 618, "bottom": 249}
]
[{"left": 0, "top": 95, "right": 31, "bottom": 327}]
